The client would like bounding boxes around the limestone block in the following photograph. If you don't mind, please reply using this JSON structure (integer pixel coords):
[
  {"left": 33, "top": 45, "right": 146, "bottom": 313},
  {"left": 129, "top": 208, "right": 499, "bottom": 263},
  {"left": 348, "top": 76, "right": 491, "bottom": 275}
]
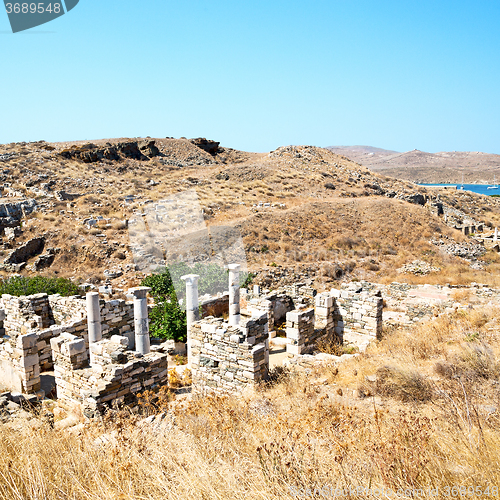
[
  {"left": 19, "top": 353, "right": 39, "bottom": 368},
  {"left": 17, "top": 332, "right": 38, "bottom": 350},
  {"left": 287, "top": 344, "right": 301, "bottom": 355},
  {"left": 63, "top": 339, "right": 86, "bottom": 357}
]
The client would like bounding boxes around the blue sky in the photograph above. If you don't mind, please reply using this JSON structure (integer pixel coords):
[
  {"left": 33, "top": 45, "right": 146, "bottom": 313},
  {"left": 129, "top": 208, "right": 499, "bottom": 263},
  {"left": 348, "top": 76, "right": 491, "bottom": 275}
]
[{"left": 1, "top": 0, "right": 499, "bottom": 153}]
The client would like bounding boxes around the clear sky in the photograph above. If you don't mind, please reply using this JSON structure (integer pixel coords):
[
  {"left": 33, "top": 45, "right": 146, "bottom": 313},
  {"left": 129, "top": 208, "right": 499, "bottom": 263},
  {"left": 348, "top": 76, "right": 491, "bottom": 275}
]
[{"left": 1, "top": 0, "right": 499, "bottom": 153}]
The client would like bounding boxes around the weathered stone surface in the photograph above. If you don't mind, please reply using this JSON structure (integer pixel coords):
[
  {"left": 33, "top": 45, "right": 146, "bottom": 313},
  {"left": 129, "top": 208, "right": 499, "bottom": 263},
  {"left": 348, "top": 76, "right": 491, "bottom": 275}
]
[
  {"left": 397, "top": 192, "right": 427, "bottom": 206},
  {"left": 59, "top": 141, "right": 154, "bottom": 163},
  {"left": 3, "top": 237, "right": 45, "bottom": 265},
  {"left": 139, "top": 140, "right": 160, "bottom": 157},
  {"left": 30, "top": 249, "right": 56, "bottom": 271},
  {"left": 190, "top": 138, "right": 221, "bottom": 156}
]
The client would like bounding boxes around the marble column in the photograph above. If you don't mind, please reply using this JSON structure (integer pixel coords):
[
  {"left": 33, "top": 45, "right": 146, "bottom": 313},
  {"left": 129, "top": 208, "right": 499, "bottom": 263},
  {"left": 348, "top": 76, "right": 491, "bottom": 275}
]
[
  {"left": 228, "top": 264, "right": 241, "bottom": 327},
  {"left": 181, "top": 274, "right": 200, "bottom": 368},
  {"left": 86, "top": 292, "right": 102, "bottom": 365},
  {"left": 130, "top": 287, "right": 151, "bottom": 355},
  {"left": 87, "top": 292, "right": 102, "bottom": 344}
]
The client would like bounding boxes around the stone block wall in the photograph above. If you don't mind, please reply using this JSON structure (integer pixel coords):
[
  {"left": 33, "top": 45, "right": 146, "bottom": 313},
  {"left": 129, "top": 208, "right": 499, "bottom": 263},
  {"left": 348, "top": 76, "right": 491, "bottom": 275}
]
[
  {"left": 245, "top": 293, "right": 295, "bottom": 331},
  {"left": 190, "top": 312, "right": 269, "bottom": 393},
  {"left": 52, "top": 334, "right": 168, "bottom": 414},
  {"left": 331, "top": 285, "right": 383, "bottom": 339},
  {"left": 49, "top": 295, "right": 134, "bottom": 340},
  {"left": 0, "top": 292, "right": 138, "bottom": 394},
  {"left": 36, "top": 320, "right": 88, "bottom": 372},
  {"left": 248, "top": 297, "right": 274, "bottom": 332},
  {"left": 48, "top": 295, "right": 86, "bottom": 324},
  {"left": 0, "top": 332, "right": 40, "bottom": 393},
  {"left": 99, "top": 299, "right": 135, "bottom": 343},
  {"left": 314, "top": 293, "right": 335, "bottom": 337},
  {"left": 1, "top": 293, "right": 54, "bottom": 337},
  {"left": 286, "top": 308, "right": 315, "bottom": 355}
]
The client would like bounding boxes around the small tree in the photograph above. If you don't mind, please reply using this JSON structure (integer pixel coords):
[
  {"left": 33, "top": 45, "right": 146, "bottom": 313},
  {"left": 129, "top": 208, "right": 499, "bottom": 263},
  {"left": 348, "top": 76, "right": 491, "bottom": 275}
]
[{"left": 141, "top": 272, "right": 187, "bottom": 342}]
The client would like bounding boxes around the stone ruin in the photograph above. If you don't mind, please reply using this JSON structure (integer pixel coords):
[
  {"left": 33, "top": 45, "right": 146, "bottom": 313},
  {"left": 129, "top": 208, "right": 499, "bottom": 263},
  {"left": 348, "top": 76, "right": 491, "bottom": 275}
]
[
  {"left": 184, "top": 266, "right": 383, "bottom": 393},
  {"left": 0, "top": 267, "right": 384, "bottom": 405},
  {"left": 0, "top": 287, "right": 168, "bottom": 416}
]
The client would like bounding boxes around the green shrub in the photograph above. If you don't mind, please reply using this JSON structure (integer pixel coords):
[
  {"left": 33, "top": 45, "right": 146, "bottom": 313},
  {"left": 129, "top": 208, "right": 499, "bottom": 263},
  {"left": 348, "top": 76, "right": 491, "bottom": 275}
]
[
  {"left": 148, "top": 295, "right": 187, "bottom": 342},
  {"left": 0, "top": 276, "right": 79, "bottom": 297}
]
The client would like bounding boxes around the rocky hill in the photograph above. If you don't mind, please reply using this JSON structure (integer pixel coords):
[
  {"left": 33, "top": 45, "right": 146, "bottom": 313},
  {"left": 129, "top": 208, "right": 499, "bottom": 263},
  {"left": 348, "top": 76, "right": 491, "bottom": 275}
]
[
  {"left": 327, "top": 145, "right": 500, "bottom": 184},
  {"left": 1, "top": 137, "right": 500, "bottom": 292}
]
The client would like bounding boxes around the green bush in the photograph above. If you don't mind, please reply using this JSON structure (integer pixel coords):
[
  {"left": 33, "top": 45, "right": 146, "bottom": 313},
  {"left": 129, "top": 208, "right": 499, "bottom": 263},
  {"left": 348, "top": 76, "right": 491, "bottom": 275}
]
[
  {"left": 148, "top": 295, "right": 187, "bottom": 342},
  {"left": 0, "top": 276, "right": 79, "bottom": 297}
]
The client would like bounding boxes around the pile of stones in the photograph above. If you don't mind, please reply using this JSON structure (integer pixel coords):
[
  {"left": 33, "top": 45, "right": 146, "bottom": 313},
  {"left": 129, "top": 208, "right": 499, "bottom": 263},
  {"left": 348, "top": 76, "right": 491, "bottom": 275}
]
[
  {"left": 431, "top": 238, "right": 486, "bottom": 261},
  {"left": 397, "top": 260, "right": 441, "bottom": 275},
  {"left": 0, "top": 391, "right": 40, "bottom": 422}
]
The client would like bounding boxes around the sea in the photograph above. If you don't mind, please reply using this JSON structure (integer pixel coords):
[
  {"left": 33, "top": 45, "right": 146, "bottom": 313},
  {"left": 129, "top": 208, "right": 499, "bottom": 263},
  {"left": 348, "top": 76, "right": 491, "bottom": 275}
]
[{"left": 418, "top": 184, "right": 500, "bottom": 197}]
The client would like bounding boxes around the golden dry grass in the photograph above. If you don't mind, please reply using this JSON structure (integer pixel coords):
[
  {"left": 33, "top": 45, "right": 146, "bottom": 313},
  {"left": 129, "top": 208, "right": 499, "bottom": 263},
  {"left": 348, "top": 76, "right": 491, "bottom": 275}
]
[{"left": 1, "top": 309, "right": 500, "bottom": 499}]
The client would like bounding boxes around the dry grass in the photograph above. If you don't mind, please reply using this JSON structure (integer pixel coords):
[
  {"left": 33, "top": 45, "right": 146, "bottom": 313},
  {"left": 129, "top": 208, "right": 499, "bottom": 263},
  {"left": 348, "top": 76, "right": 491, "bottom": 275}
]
[{"left": 1, "top": 309, "right": 500, "bottom": 499}]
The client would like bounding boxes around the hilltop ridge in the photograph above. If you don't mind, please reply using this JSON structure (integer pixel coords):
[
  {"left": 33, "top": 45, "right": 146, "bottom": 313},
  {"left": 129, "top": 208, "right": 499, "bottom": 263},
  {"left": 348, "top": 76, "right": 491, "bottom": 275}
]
[
  {"left": 0, "top": 137, "right": 500, "bottom": 291},
  {"left": 328, "top": 145, "right": 500, "bottom": 183}
]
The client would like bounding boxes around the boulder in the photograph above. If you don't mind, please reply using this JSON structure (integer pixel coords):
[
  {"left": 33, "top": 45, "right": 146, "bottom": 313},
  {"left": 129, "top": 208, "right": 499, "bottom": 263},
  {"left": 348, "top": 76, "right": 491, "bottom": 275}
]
[
  {"left": 191, "top": 138, "right": 221, "bottom": 156},
  {"left": 397, "top": 192, "right": 427, "bottom": 206},
  {"left": 31, "top": 250, "right": 56, "bottom": 271},
  {"left": 3, "top": 237, "right": 45, "bottom": 265},
  {"left": 139, "top": 140, "right": 160, "bottom": 158}
]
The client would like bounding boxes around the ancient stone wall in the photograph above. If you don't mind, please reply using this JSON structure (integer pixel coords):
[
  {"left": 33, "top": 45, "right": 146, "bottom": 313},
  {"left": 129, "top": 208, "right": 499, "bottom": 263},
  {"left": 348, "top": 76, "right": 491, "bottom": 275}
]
[
  {"left": 190, "top": 312, "right": 269, "bottom": 393},
  {"left": 245, "top": 292, "right": 295, "bottom": 331},
  {"left": 1, "top": 293, "right": 54, "bottom": 336},
  {"left": 48, "top": 295, "right": 134, "bottom": 339},
  {"left": 48, "top": 295, "right": 87, "bottom": 324},
  {"left": 0, "top": 293, "right": 137, "bottom": 394},
  {"left": 52, "top": 334, "right": 168, "bottom": 415},
  {"left": 331, "top": 285, "right": 383, "bottom": 340},
  {"left": 0, "top": 332, "right": 40, "bottom": 394},
  {"left": 286, "top": 308, "right": 315, "bottom": 355},
  {"left": 248, "top": 297, "right": 274, "bottom": 332}
]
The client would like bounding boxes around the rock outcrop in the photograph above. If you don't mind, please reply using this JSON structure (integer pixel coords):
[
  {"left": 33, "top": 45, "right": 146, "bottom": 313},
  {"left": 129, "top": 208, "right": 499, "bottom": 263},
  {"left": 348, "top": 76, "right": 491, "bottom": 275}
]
[
  {"left": 190, "top": 138, "right": 221, "bottom": 156},
  {"left": 3, "top": 237, "right": 45, "bottom": 265},
  {"left": 0, "top": 199, "right": 37, "bottom": 233},
  {"left": 60, "top": 141, "right": 161, "bottom": 163},
  {"left": 139, "top": 140, "right": 160, "bottom": 157}
]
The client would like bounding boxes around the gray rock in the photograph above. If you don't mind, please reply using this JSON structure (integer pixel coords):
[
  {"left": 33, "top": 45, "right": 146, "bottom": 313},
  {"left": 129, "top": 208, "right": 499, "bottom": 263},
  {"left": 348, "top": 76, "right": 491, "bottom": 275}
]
[
  {"left": 3, "top": 237, "right": 44, "bottom": 264},
  {"left": 6, "top": 401, "right": 20, "bottom": 412}
]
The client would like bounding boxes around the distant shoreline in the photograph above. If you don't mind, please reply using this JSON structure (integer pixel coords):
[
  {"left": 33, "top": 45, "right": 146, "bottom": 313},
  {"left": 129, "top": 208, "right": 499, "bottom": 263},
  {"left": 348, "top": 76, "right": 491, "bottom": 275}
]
[{"left": 418, "top": 183, "right": 500, "bottom": 196}]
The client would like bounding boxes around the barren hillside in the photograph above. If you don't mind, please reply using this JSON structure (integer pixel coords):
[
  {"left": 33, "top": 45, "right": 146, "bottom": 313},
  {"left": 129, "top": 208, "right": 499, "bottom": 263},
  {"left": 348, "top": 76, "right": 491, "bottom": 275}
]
[
  {"left": 1, "top": 137, "right": 500, "bottom": 291},
  {"left": 328, "top": 146, "right": 500, "bottom": 184}
]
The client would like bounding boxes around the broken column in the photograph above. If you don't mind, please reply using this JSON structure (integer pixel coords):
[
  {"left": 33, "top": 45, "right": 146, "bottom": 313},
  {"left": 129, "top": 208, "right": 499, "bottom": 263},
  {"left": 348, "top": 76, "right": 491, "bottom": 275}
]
[
  {"left": 130, "top": 287, "right": 151, "bottom": 355},
  {"left": 181, "top": 274, "right": 200, "bottom": 367},
  {"left": 86, "top": 292, "right": 102, "bottom": 344},
  {"left": 228, "top": 264, "right": 240, "bottom": 327}
]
